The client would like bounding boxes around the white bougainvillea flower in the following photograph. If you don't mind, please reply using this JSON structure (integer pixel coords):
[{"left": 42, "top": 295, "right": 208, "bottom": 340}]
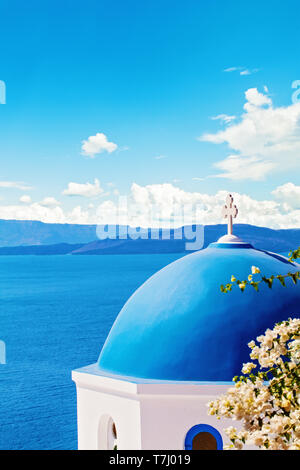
[
  {"left": 208, "top": 318, "right": 300, "bottom": 450},
  {"left": 251, "top": 266, "right": 261, "bottom": 274}
]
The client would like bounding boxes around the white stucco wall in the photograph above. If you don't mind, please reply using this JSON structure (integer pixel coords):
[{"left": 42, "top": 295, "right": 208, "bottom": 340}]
[
  {"left": 72, "top": 368, "right": 237, "bottom": 450},
  {"left": 73, "top": 371, "right": 142, "bottom": 450},
  {"left": 139, "top": 393, "right": 227, "bottom": 449}
]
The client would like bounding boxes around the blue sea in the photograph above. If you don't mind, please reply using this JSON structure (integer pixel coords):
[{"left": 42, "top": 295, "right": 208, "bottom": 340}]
[{"left": 0, "top": 254, "right": 183, "bottom": 450}]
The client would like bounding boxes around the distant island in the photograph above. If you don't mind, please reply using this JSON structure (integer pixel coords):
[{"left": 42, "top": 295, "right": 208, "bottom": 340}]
[{"left": 0, "top": 219, "right": 299, "bottom": 255}]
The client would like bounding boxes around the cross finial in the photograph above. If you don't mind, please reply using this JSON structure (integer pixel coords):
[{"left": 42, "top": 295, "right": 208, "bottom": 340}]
[{"left": 222, "top": 194, "right": 238, "bottom": 235}]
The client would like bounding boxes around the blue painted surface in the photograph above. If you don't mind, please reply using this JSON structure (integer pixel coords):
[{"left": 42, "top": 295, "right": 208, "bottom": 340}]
[
  {"left": 184, "top": 424, "right": 223, "bottom": 450},
  {"left": 77, "top": 363, "right": 234, "bottom": 385},
  {"left": 98, "top": 244, "right": 300, "bottom": 381}
]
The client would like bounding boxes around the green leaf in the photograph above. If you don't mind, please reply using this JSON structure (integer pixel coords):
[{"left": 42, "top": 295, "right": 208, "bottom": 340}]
[
  {"left": 262, "top": 276, "right": 273, "bottom": 288},
  {"left": 289, "top": 247, "right": 300, "bottom": 261},
  {"left": 250, "top": 281, "right": 259, "bottom": 292},
  {"left": 290, "top": 273, "right": 298, "bottom": 284},
  {"left": 277, "top": 275, "right": 286, "bottom": 287}
]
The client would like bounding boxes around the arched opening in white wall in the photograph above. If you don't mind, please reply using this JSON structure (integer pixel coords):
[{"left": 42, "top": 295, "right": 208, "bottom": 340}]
[
  {"left": 184, "top": 424, "right": 223, "bottom": 450},
  {"left": 98, "top": 415, "right": 118, "bottom": 450}
]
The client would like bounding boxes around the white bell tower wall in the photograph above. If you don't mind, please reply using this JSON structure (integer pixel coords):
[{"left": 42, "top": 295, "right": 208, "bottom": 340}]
[
  {"left": 73, "top": 368, "right": 142, "bottom": 450},
  {"left": 72, "top": 365, "right": 235, "bottom": 450}
]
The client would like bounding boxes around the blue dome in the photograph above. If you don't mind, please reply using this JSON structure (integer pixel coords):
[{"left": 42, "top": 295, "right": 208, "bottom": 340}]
[{"left": 98, "top": 243, "right": 300, "bottom": 381}]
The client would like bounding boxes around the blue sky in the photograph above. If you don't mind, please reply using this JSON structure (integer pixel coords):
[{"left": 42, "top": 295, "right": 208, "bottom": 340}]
[{"left": 0, "top": 0, "right": 300, "bottom": 227}]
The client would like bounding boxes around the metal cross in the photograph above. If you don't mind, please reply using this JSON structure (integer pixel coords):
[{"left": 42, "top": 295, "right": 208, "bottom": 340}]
[{"left": 222, "top": 194, "right": 238, "bottom": 235}]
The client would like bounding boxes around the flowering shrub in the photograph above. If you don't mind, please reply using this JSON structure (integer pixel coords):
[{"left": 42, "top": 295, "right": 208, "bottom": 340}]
[
  {"left": 221, "top": 247, "right": 300, "bottom": 293},
  {"left": 208, "top": 318, "right": 300, "bottom": 450}
]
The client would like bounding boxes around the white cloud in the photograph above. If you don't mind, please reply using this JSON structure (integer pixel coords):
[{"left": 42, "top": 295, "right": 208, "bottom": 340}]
[
  {"left": 200, "top": 88, "right": 300, "bottom": 180},
  {"left": 241, "top": 68, "right": 259, "bottom": 76},
  {"left": 20, "top": 195, "right": 32, "bottom": 204},
  {"left": 62, "top": 178, "right": 104, "bottom": 198},
  {"left": 224, "top": 66, "right": 241, "bottom": 72},
  {"left": 0, "top": 204, "right": 66, "bottom": 224},
  {"left": 272, "top": 182, "right": 300, "bottom": 210},
  {"left": 94, "top": 183, "right": 300, "bottom": 229},
  {"left": 211, "top": 114, "right": 236, "bottom": 124},
  {"left": 1, "top": 182, "right": 300, "bottom": 228},
  {"left": 244, "top": 88, "right": 272, "bottom": 108},
  {"left": 154, "top": 155, "right": 167, "bottom": 160},
  {"left": 81, "top": 133, "right": 117, "bottom": 158},
  {"left": 0, "top": 181, "right": 33, "bottom": 190},
  {"left": 213, "top": 155, "right": 275, "bottom": 181},
  {"left": 224, "top": 67, "right": 259, "bottom": 76},
  {"left": 0, "top": 202, "right": 96, "bottom": 225},
  {"left": 240, "top": 69, "right": 251, "bottom": 76},
  {"left": 39, "top": 197, "right": 61, "bottom": 207}
]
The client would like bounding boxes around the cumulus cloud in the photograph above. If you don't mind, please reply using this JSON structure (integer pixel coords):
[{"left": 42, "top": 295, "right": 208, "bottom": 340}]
[
  {"left": 93, "top": 183, "right": 300, "bottom": 229},
  {"left": 81, "top": 133, "right": 117, "bottom": 158},
  {"left": 62, "top": 179, "right": 104, "bottom": 198},
  {"left": 1, "top": 182, "right": 300, "bottom": 229},
  {"left": 39, "top": 197, "right": 61, "bottom": 207},
  {"left": 0, "top": 202, "right": 95, "bottom": 225},
  {"left": 200, "top": 88, "right": 300, "bottom": 180},
  {"left": 272, "top": 182, "right": 300, "bottom": 210},
  {"left": 244, "top": 88, "right": 272, "bottom": 108},
  {"left": 20, "top": 195, "right": 32, "bottom": 204},
  {"left": 0, "top": 204, "right": 66, "bottom": 224}
]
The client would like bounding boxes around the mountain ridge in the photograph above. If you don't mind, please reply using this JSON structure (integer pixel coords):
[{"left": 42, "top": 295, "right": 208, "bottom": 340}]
[{"left": 0, "top": 219, "right": 298, "bottom": 255}]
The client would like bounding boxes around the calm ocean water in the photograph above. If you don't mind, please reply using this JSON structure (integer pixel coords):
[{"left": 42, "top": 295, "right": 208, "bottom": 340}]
[{"left": 0, "top": 254, "right": 183, "bottom": 450}]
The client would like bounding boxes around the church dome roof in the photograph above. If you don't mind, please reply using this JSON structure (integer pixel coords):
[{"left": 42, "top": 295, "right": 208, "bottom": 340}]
[{"left": 98, "top": 241, "right": 300, "bottom": 382}]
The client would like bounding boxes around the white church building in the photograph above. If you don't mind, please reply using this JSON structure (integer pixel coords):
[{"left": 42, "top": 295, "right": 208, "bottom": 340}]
[{"left": 72, "top": 195, "right": 300, "bottom": 450}]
